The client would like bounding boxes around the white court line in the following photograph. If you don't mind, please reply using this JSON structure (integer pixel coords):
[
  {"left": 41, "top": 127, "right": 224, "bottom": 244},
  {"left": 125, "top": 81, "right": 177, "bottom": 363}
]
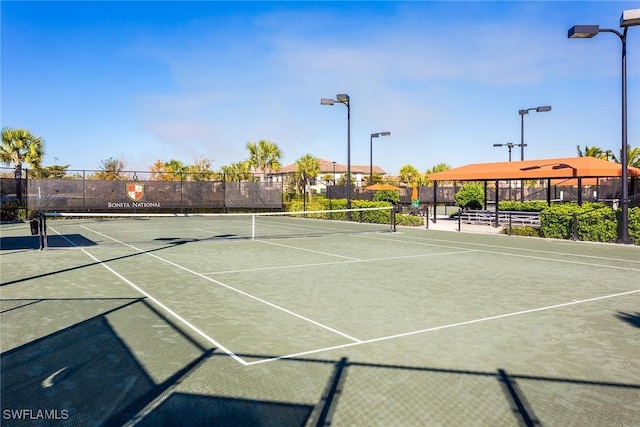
[
  {"left": 247, "top": 288, "right": 640, "bottom": 366},
  {"left": 205, "top": 249, "right": 476, "bottom": 275},
  {"left": 256, "top": 239, "right": 362, "bottom": 261},
  {"left": 48, "top": 228, "right": 249, "bottom": 365},
  {"left": 358, "top": 234, "right": 640, "bottom": 272},
  {"left": 79, "top": 225, "right": 363, "bottom": 344},
  {"left": 388, "top": 233, "right": 640, "bottom": 264}
]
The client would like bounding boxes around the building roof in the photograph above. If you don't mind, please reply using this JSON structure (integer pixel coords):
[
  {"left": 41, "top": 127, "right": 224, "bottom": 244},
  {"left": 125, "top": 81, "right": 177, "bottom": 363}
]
[
  {"left": 276, "top": 158, "right": 386, "bottom": 175},
  {"left": 427, "top": 157, "right": 640, "bottom": 182}
]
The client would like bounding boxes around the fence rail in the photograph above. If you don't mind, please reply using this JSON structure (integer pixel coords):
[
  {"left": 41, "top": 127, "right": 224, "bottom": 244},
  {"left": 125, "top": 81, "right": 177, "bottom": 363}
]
[{"left": 458, "top": 210, "right": 541, "bottom": 227}]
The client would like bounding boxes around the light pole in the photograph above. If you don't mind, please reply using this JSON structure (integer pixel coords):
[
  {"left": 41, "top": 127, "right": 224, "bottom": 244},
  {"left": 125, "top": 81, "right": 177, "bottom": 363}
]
[
  {"left": 494, "top": 142, "right": 521, "bottom": 199},
  {"left": 370, "top": 131, "right": 391, "bottom": 185},
  {"left": 519, "top": 105, "right": 551, "bottom": 202},
  {"left": 519, "top": 106, "right": 551, "bottom": 161},
  {"left": 493, "top": 142, "right": 519, "bottom": 162},
  {"left": 322, "top": 94, "right": 351, "bottom": 219},
  {"left": 568, "top": 8, "right": 639, "bottom": 243},
  {"left": 332, "top": 161, "right": 336, "bottom": 184}
]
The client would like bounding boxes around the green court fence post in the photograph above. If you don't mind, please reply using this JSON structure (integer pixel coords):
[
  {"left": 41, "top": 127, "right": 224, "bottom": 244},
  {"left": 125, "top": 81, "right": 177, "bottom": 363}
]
[
  {"left": 457, "top": 208, "right": 462, "bottom": 232},
  {"left": 508, "top": 213, "right": 512, "bottom": 236},
  {"left": 425, "top": 205, "right": 429, "bottom": 229},
  {"left": 39, "top": 213, "right": 47, "bottom": 250}
]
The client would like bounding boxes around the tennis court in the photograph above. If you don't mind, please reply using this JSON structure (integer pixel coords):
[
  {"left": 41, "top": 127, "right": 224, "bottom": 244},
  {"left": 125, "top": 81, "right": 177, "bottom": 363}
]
[{"left": 1, "top": 210, "right": 639, "bottom": 426}]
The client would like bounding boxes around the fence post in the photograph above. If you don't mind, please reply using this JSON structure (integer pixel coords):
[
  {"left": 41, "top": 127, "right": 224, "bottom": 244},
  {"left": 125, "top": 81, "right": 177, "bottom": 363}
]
[{"left": 425, "top": 206, "right": 429, "bottom": 229}]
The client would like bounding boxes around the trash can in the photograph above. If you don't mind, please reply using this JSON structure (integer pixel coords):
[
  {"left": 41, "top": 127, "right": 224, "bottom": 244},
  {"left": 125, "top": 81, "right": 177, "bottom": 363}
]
[{"left": 30, "top": 218, "right": 39, "bottom": 236}]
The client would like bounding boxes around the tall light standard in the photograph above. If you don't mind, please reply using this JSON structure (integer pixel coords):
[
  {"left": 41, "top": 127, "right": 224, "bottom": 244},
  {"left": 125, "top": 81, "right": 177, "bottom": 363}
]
[
  {"left": 332, "top": 161, "right": 336, "bottom": 184},
  {"left": 493, "top": 142, "right": 521, "bottom": 200},
  {"left": 493, "top": 142, "right": 518, "bottom": 162},
  {"left": 370, "top": 131, "right": 391, "bottom": 185},
  {"left": 568, "top": 8, "right": 639, "bottom": 243},
  {"left": 322, "top": 94, "right": 351, "bottom": 219},
  {"left": 519, "top": 106, "right": 551, "bottom": 161},
  {"left": 519, "top": 105, "right": 551, "bottom": 202}
]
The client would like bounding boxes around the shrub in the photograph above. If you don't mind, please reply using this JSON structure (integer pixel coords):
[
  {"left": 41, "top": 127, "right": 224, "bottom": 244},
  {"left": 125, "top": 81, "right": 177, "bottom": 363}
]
[
  {"left": 498, "top": 200, "right": 547, "bottom": 212},
  {"left": 1, "top": 200, "right": 25, "bottom": 222},
  {"left": 455, "top": 182, "right": 484, "bottom": 210},
  {"left": 503, "top": 226, "right": 541, "bottom": 237},
  {"left": 287, "top": 198, "right": 393, "bottom": 225},
  {"left": 628, "top": 207, "right": 640, "bottom": 245},
  {"left": 373, "top": 190, "right": 400, "bottom": 205},
  {"left": 396, "top": 214, "right": 425, "bottom": 227},
  {"left": 540, "top": 202, "right": 617, "bottom": 242}
]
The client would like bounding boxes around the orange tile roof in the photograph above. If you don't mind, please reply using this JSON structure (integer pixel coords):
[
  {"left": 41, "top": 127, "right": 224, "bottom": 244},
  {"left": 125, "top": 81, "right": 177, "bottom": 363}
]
[{"left": 428, "top": 157, "right": 640, "bottom": 181}]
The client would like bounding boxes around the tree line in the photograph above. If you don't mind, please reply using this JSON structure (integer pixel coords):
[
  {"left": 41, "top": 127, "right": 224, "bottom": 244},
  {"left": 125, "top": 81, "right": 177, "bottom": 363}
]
[{"left": 3, "top": 127, "right": 639, "bottom": 190}]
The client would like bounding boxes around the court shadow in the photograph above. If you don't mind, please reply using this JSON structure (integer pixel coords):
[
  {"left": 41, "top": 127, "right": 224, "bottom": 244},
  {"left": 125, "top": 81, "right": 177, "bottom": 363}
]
[
  {"left": 0, "top": 298, "right": 216, "bottom": 427},
  {"left": 0, "top": 234, "right": 98, "bottom": 250},
  {"left": 3, "top": 298, "right": 638, "bottom": 426},
  {"left": 0, "top": 240, "right": 184, "bottom": 287},
  {"left": 1, "top": 305, "right": 157, "bottom": 426},
  {"left": 0, "top": 298, "right": 316, "bottom": 427},
  {"left": 616, "top": 311, "right": 640, "bottom": 329},
  {"left": 0, "top": 235, "right": 40, "bottom": 250},
  {"left": 45, "top": 234, "right": 98, "bottom": 248},
  {"left": 137, "top": 393, "right": 313, "bottom": 427}
]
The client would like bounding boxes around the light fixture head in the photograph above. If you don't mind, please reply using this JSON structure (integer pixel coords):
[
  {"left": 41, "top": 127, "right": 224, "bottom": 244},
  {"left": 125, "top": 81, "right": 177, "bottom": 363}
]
[
  {"left": 536, "top": 105, "right": 552, "bottom": 112},
  {"left": 336, "top": 94, "right": 350, "bottom": 103},
  {"left": 568, "top": 25, "right": 600, "bottom": 38},
  {"left": 620, "top": 9, "right": 640, "bottom": 28},
  {"left": 320, "top": 98, "right": 335, "bottom": 106}
]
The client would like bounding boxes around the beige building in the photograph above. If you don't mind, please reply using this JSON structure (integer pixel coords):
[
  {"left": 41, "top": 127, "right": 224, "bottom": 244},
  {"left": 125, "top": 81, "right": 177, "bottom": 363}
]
[{"left": 271, "top": 158, "right": 387, "bottom": 193}]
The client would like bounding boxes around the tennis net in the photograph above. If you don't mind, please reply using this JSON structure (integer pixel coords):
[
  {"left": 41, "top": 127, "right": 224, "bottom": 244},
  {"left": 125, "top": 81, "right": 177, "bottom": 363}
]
[{"left": 39, "top": 206, "right": 395, "bottom": 248}]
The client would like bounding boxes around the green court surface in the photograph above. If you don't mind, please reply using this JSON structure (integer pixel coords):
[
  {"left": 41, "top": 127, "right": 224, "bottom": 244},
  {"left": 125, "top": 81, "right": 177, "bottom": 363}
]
[{"left": 1, "top": 217, "right": 639, "bottom": 426}]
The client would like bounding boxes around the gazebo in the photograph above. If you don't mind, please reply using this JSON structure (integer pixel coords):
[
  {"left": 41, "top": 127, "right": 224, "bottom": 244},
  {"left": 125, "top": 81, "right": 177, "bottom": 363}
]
[{"left": 427, "top": 156, "right": 640, "bottom": 222}]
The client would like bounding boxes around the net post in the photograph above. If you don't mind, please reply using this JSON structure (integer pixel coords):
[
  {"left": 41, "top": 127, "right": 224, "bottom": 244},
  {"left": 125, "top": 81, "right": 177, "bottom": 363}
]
[
  {"left": 38, "top": 213, "right": 47, "bottom": 250},
  {"left": 252, "top": 213, "right": 256, "bottom": 240}
]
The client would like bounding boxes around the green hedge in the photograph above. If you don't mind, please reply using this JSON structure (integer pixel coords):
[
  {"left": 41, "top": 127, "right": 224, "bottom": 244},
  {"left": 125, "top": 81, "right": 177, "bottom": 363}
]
[
  {"left": 0, "top": 201, "right": 25, "bottom": 222},
  {"left": 629, "top": 207, "right": 640, "bottom": 245},
  {"left": 498, "top": 200, "right": 547, "bottom": 212},
  {"left": 502, "top": 226, "right": 542, "bottom": 237},
  {"left": 539, "top": 202, "right": 639, "bottom": 244},
  {"left": 287, "top": 198, "right": 393, "bottom": 225},
  {"left": 396, "top": 214, "right": 425, "bottom": 227}
]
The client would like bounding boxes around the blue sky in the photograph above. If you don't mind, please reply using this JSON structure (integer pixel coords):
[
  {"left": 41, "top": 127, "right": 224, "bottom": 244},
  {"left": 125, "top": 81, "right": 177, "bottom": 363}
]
[{"left": 2, "top": 1, "right": 639, "bottom": 175}]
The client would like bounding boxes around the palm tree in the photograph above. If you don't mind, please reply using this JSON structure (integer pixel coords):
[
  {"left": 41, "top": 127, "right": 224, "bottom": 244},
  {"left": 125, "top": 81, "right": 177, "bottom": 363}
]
[
  {"left": 246, "top": 140, "right": 283, "bottom": 179},
  {"left": 221, "top": 161, "right": 252, "bottom": 182},
  {"left": 295, "top": 154, "right": 320, "bottom": 201},
  {"left": 576, "top": 145, "right": 606, "bottom": 159},
  {"left": 628, "top": 146, "right": 640, "bottom": 168},
  {"left": 611, "top": 144, "right": 640, "bottom": 167},
  {"left": 398, "top": 164, "right": 420, "bottom": 186},
  {"left": 424, "top": 163, "right": 451, "bottom": 186},
  {"left": 1, "top": 128, "right": 45, "bottom": 201}
]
